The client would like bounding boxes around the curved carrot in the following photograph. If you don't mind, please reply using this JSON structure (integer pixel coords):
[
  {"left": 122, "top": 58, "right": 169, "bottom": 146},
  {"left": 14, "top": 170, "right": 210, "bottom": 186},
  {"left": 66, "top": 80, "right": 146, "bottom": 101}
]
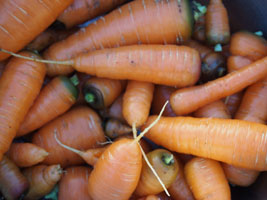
[
  {"left": 104, "top": 118, "right": 132, "bottom": 139},
  {"left": 6, "top": 143, "right": 48, "bottom": 168},
  {"left": 44, "top": 0, "right": 193, "bottom": 76},
  {"left": 223, "top": 92, "right": 243, "bottom": 117},
  {"left": 0, "top": 51, "right": 46, "bottom": 161},
  {"left": 170, "top": 56, "right": 267, "bottom": 115},
  {"left": 123, "top": 80, "right": 154, "bottom": 127},
  {"left": 205, "top": 0, "right": 230, "bottom": 45},
  {"left": 0, "top": 0, "right": 73, "bottom": 61},
  {"left": 17, "top": 75, "right": 79, "bottom": 137},
  {"left": 184, "top": 157, "right": 230, "bottom": 200},
  {"left": 227, "top": 55, "right": 252, "bottom": 73},
  {"left": 32, "top": 106, "right": 106, "bottom": 167}
]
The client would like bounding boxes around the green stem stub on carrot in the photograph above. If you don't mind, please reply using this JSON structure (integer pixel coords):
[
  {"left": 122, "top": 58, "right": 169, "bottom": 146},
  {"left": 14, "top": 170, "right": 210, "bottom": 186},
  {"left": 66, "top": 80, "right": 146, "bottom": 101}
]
[
  {"left": 82, "top": 86, "right": 105, "bottom": 109},
  {"left": 58, "top": 76, "right": 79, "bottom": 100},
  {"left": 162, "top": 153, "right": 174, "bottom": 166}
]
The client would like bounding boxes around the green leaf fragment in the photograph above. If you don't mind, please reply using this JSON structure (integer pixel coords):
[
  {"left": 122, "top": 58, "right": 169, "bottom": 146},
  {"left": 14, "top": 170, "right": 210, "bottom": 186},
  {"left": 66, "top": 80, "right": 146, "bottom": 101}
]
[
  {"left": 254, "top": 31, "right": 263, "bottom": 37},
  {"left": 214, "top": 44, "right": 222, "bottom": 52},
  {"left": 44, "top": 185, "right": 58, "bottom": 200}
]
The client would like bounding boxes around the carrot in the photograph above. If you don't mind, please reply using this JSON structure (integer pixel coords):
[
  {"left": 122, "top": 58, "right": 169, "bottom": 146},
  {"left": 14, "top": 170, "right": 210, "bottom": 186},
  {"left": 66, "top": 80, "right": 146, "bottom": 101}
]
[
  {"left": 32, "top": 106, "right": 106, "bottom": 167},
  {"left": 104, "top": 118, "right": 132, "bottom": 139},
  {"left": 134, "top": 149, "right": 179, "bottom": 197},
  {"left": 227, "top": 55, "right": 252, "bottom": 73},
  {"left": 0, "top": 61, "right": 6, "bottom": 78},
  {"left": 17, "top": 75, "right": 79, "bottom": 137},
  {"left": 0, "top": 0, "right": 73, "bottom": 61},
  {"left": 0, "top": 156, "right": 29, "bottom": 200},
  {"left": 0, "top": 51, "right": 46, "bottom": 161},
  {"left": 75, "top": 72, "right": 91, "bottom": 106},
  {"left": 205, "top": 0, "right": 230, "bottom": 45},
  {"left": 223, "top": 92, "right": 243, "bottom": 117},
  {"left": 6, "top": 143, "right": 48, "bottom": 168},
  {"left": 82, "top": 77, "right": 125, "bottom": 109},
  {"left": 170, "top": 56, "right": 267, "bottom": 115},
  {"left": 229, "top": 31, "right": 267, "bottom": 61},
  {"left": 58, "top": 166, "right": 91, "bottom": 200},
  {"left": 123, "top": 80, "right": 154, "bottom": 127},
  {"left": 193, "top": 15, "right": 206, "bottom": 42},
  {"left": 142, "top": 115, "right": 267, "bottom": 170},
  {"left": 43, "top": 0, "right": 193, "bottom": 76},
  {"left": 57, "top": 0, "right": 128, "bottom": 29},
  {"left": 184, "top": 157, "right": 231, "bottom": 200},
  {"left": 22, "top": 164, "right": 62, "bottom": 200}
]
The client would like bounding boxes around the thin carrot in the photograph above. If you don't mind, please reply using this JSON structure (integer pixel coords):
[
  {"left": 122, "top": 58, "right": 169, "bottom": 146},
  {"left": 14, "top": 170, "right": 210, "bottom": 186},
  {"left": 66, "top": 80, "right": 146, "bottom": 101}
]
[
  {"left": 123, "top": 80, "right": 154, "bottom": 127},
  {"left": 17, "top": 75, "right": 79, "bottom": 137},
  {"left": 184, "top": 157, "right": 231, "bottom": 200},
  {"left": 0, "top": 51, "right": 46, "bottom": 161},
  {"left": 32, "top": 106, "right": 106, "bottom": 167},
  {"left": 6, "top": 143, "right": 48, "bottom": 168},
  {"left": 227, "top": 55, "right": 252, "bottom": 73},
  {"left": 104, "top": 118, "right": 132, "bottom": 139},
  {"left": 0, "top": 0, "right": 73, "bottom": 61},
  {"left": 170, "top": 56, "right": 267, "bottom": 115},
  {"left": 223, "top": 92, "right": 243, "bottom": 118}
]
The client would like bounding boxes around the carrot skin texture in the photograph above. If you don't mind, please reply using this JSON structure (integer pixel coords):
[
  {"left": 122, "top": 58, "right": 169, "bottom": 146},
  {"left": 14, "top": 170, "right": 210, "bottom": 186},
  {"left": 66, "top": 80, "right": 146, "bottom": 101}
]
[
  {"left": 223, "top": 92, "right": 243, "bottom": 118},
  {"left": 32, "top": 106, "right": 106, "bottom": 167},
  {"left": 88, "top": 138, "right": 142, "bottom": 200},
  {"left": 142, "top": 116, "right": 267, "bottom": 171},
  {"left": 0, "top": 51, "right": 46, "bottom": 161},
  {"left": 170, "top": 56, "right": 267, "bottom": 115},
  {"left": 6, "top": 143, "right": 48, "bottom": 168},
  {"left": 74, "top": 45, "right": 201, "bottom": 87},
  {"left": 227, "top": 55, "right": 252, "bottom": 73},
  {"left": 184, "top": 158, "right": 231, "bottom": 200},
  {"left": 44, "top": 0, "right": 193, "bottom": 76},
  {"left": 0, "top": 0, "right": 73, "bottom": 61},
  {"left": 0, "top": 156, "right": 29, "bottom": 200}
]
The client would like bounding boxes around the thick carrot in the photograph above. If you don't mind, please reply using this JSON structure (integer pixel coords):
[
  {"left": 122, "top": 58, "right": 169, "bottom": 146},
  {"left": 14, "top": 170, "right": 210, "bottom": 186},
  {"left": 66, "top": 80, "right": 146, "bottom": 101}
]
[
  {"left": 0, "top": 51, "right": 46, "bottom": 161},
  {"left": 57, "top": 0, "right": 128, "bottom": 29},
  {"left": 170, "top": 56, "right": 267, "bottom": 115},
  {"left": 43, "top": 0, "right": 193, "bottom": 76},
  {"left": 104, "top": 118, "right": 132, "bottom": 139},
  {"left": 142, "top": 116, "right": 267, "bottom": 170},
  {"left": 17, "top": 75, "right": 79, "bottom": 137},
  {"left": 227, "top": 55, "right": 252, "bottom": 73},
  {"left": 205, "top": 0, "right": 230, "bottom": 45},
  {"left": 0, "top": 156, "right": 29, "bottom": 200},
  {"left": 32, "top": 106, "right": 106, "bottom": 167},
  {"left": 123, "top": 80, "right": 154, "bottom": 127},
  {"left": 58, "top": 166, "right": 91, "bottom": 200},
  {"left": 223, "top": 92, "right": 243, "bottom": 117},
  {"left": 82, "top": 77, "right": 125, "bottom": 109},
  {"left": 0, "top": 0, "right": 73, "bottom": 61},
  {"left": 184, "top": 157, "right": 231, "bottom": 200},
  {"left": 6, "top": 143, "right": 48, "bottom": 168},
  {"left": 22, "top": 164, "right": 62, "bottom": 200}
]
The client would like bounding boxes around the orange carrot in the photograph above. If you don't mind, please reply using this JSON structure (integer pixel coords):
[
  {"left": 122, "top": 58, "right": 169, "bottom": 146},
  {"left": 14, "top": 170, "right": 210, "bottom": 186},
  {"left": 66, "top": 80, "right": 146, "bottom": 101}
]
[
  {"left": 193, "top": 15, "right": 206, "bottom": 42},
  {"left": 23, "top": 164, "right": 62, "bottom": 200},
  {"left": 170, "top": 56, "right": 267, "bottom": 115},
  {"left": 142, "top": 115, "right": 267, "bottom": 170},
  {"left": 0, "top": 156, "right": 29, "bottom": 200},
  {"left": 57, "top": 0, "right": 128, "bottom": 29},
  {"left": 6, "top": 143, "right": 48, "bottom": 168},
  {"left": 205, "top": 0, "right": 230, "bottom": 45},
  {"left": 43, "top": 0, "right": 193, "bottom": 76},
  {"left": 58, "top": 166, "right": 92, "bottom": 200},
  {"left": 123, "top": 80, "right": 154, "bottom": 127},
  {"left": 223, "top": 92, "right": 243, "bottom": 117},
  {"left": 17, "top": 75, "right": 79, "bottom": 137},
  {"left": 0, "top": 0, "right": 73, "bottom": 61},
  {"left": 0, "top": 51, "right": 46, "bottom": 161},
  {"left": 32, "top": 106, "right": 106, "bottom": 167},
  {"left": 184, "top": 157, "right": 231, "bottom": 200},
  {"left": 104, "top": 118, "right": 132, "bottom": 139},
  {"left": 227, "top": 55, "right": 252, "bottom": 73}
]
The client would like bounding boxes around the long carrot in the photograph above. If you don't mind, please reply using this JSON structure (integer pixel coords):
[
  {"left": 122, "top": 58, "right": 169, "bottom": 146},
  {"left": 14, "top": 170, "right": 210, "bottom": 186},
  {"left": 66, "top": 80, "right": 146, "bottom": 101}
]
[
  {"left": 142, "top": 115, "right": 267, "bottom": 171},
  {"left": 170, "top": 56, "right": 267, "bottom": 115},
  {"left": 17, "top": 75, "right": 79, "bottom": 137},
  {"left": 43, "top": 0, "right": 193, "bottom": 76},
  {"left": 0, "top": 51, "right": 46, "bottom": 161},
  {"left": 0, "top": 0, "right": 73, "bottom": 61}
]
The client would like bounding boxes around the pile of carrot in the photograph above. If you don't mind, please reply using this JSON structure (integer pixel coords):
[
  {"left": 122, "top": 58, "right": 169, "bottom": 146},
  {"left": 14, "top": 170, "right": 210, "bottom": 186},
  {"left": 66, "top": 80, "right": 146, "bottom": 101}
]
[{"left": 0, "top": 0, "right": 266, "bottom": 199}]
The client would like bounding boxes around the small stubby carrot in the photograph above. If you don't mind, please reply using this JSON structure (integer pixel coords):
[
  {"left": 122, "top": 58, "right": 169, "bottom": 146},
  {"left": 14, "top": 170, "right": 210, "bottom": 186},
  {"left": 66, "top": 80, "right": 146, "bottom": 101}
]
[
  {"left": 58, "top": 166, "right": 92, "bottom": 200},
  {"left": 22, "top": 164, "right": 62, "bottom": 200},
  {"left": 0, "top": 0, "right": 73, "bottom": 61},
  {"left": 6, "top": 143, "right": 49, "bottom": 168},
  {"left": 229, "top": 31, "right": 267, "bottom": 61},
  {"left": 32, "top": 106, "right": 106, "bottom": 167},
  {"left": 104, "top": 118, "right": 132, "bottom": 139},
  {"left": 142, "top": 115, "right": 267, "bottom": 171},
  {"left": 82, "top": 77, "right": 125, "bottom": 109},
  {"left": 134, "top": 149, "right": 179, "bottom": 197},
  {"left": 170, "top": 56, "right": 267, "bottom": 115},
  {"left": 227, "top": 55, "right": 252, "bottom": 73},
  {"left": 0, "top": 51, "right": 46, "bottom": 161},
  {"left": 205, "top": 0, "right": 230, "bottom": 45},
  {"left": 223, "top": 92, "right": 243, "bottom": 117},
  {"left": 17, "top": 75, "right": 79, "bottom": 137},
  {"left": 0, "top": 156, "right": 29, "bottom": 200},
  {"left": 184, "top": 157, "right": 231, "bottom": 200}
]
